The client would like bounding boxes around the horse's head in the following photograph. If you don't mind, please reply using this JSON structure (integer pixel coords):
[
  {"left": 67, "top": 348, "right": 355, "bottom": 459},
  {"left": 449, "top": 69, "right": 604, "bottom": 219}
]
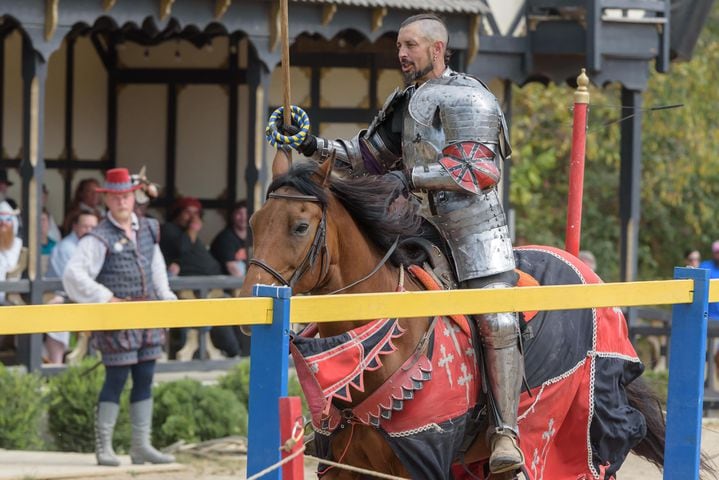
[
  {"left": 241, "top": 158, "right": 335, "bottom": 297},
  {"left": 241, "top": 156, "right": 425, "bottom": 300}
]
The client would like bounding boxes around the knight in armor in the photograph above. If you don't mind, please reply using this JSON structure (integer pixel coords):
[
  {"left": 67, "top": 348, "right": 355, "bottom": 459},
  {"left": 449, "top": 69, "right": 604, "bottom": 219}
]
[{"left": 273, "top": 13, "right": 524, "bottom": 474}]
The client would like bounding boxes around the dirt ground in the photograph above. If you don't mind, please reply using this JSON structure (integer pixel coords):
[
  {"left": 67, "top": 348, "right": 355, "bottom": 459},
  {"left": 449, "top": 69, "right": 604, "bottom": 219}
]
[{"left": 82, "top": 422, "right": 719, "bottom": 480}]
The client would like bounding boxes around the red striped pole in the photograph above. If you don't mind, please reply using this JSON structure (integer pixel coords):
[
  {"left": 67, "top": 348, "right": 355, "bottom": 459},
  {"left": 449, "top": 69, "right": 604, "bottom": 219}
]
[{"left": 565, "top": 69, "right": 590, "bottom": 257}]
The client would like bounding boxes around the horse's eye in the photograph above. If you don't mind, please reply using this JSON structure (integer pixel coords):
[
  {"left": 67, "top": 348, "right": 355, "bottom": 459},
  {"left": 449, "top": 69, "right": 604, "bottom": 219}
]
[{"left": 293, "top": 222, "right": 310, "bottom": 235}]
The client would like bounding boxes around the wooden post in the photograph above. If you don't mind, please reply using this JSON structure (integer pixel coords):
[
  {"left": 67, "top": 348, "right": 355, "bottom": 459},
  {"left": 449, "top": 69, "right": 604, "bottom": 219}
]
[
  {"left": 565, "top": 69, "right": 590, "bottom": 257},
  {"left": 247, "top": 285, "right": 291, "bottom": 479},
  {"left": 664, "top": 267, "right": 709, "bottom": 479},
  {"left": 280, "top": 396, "right": 304, "bottom": 479}
]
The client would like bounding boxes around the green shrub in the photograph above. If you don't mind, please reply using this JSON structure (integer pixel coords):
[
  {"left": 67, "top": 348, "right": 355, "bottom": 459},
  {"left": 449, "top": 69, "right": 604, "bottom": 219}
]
[
  {"left": 47, "top": 359, "right": 131, "bottom": 453},
  {"left": 152, "top": 379, "right": 247, "bottom": 447},
  {"left": 219, "top": 360, "right": 309, "bottom": 418},
  {"left": 218, "top": 359, "right": 250, "bottom": 406},
  {"left": 0, "top": 364, "right": 46, "bottom": 449}
]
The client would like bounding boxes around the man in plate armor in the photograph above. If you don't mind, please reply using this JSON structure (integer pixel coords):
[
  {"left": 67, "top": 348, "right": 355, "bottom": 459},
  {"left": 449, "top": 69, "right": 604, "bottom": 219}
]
[{"left": 275, "top": 13, "right": 524, "bottom": 474}]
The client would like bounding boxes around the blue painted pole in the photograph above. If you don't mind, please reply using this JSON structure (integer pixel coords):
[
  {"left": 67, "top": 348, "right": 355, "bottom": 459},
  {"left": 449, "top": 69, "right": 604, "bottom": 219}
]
[
  {"left": 664, "top": 267, "right": 709, "bottom": 480},
  {"left": 247, "top": 285, "right": 292, "bottom": 479}
]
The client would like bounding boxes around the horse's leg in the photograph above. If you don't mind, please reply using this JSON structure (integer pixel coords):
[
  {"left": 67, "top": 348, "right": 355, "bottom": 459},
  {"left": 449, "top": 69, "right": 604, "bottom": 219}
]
[{"left": 327, "top": 426, "right": 409, "bottom": 479}]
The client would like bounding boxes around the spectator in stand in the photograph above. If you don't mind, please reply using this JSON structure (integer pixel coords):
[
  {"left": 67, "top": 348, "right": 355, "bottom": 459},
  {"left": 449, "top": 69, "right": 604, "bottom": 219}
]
[
  {"left": 63, "top": 168, "right": 175, "bottom": 466},
  {"left": 43, "top": 184, "right": 62, "bottom": 243},
  {"left": 0, "top": 201, "right": 22, "bottom": 305},
  {"left": 211, "top": 200, "right": 250, "bottom": 278},
  {"left": 44, "top": 210, "right": 99, "bottom": 364},
  {"left": 63, "top": 178, "right": 104, "bottom": 234},
  {"left": 700, "top": 241, "right": 719, "bottom": 321},
  {"left": 160, "top": 197, "right": 221, "bottom": 277},
  {"left": 0, "top": 169, "right": 18, "bottom": 210},
  {"left": 40, "top": 209, "right": 57, "bottom": 257},
  {"left": 210, "top": 200, "right": 251, "bottom": 357},
  {"left": 0, "top": 201, "right": 23, "bottom": 353},
  {"left": 684, "top": 249, "right": 701, "bottom": 268},
  {"left": 160, "top": 197, "right": 225, "bottom": 360}
]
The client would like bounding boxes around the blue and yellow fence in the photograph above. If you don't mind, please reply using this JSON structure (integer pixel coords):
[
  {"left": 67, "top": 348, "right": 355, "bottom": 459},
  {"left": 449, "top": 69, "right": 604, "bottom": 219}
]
[{"left": 0, "top": 267, "right": 715, "bottom": 479}]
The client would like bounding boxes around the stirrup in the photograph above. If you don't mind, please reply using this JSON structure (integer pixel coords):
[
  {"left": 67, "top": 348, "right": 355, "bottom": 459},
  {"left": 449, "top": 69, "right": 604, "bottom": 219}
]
[{"left": 489, "top": 432, "right": 524, "bottom": 474}]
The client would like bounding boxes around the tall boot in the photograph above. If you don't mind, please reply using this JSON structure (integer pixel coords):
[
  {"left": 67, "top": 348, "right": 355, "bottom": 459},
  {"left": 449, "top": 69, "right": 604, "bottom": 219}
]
[
  {"left": 95, "top": 402, "right": 121, "bottom": 466},
  {"left": 477, "top": 311, "right": 526, "bottom": 474},
  {"left": 129, "top": 398, "right": 176, "bottom": 464}
]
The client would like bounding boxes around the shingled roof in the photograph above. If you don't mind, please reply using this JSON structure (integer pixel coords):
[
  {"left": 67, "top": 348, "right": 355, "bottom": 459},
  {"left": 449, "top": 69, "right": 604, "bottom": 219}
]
[{"left": 293, "top": 0, "right": 489, "bottom": 14}]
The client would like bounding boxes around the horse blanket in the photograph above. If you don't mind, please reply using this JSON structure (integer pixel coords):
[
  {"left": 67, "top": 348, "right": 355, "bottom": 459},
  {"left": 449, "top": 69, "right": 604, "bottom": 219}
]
[{"left": 293, "top": 245, "right": 647, "bottom": 480}]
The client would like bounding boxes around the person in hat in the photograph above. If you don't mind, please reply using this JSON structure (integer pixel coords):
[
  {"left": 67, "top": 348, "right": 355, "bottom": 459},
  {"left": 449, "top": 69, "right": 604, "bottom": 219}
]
[
  {"left": 0, "top": 169, "right": 18, "bottom": 210},
  {"left": 0, "top": 200, "right": 22, "bottom": 305},
  {"left": 159, "top": 196, "right": 224, "bottom": 360},
  {"left": 62, "top": 168, "right": 176, "bottom": 466}
]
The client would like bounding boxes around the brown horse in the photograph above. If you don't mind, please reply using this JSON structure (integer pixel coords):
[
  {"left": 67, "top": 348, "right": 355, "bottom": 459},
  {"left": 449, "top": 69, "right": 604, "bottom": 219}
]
[{"left": 240, "top": 159, "right": 669, "bottom": 480}]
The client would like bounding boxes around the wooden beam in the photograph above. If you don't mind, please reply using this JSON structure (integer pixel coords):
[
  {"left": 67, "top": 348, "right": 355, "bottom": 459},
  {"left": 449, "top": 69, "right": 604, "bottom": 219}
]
[
  {"left": 322, "top": 4, "right": 337, "bottom": 26},
  {"left": 466, "top": 15, "right": 480, "bottom": 66},
  {"left": 269, "top": 0, "right": 280, "bottom": 52},
  {"left": 215, "top": 0, "right": 232, "bottom": 19},
  {"left": 103, "top": 0, "right": 117, "bottom": 11},
  {"left": 371, "top": 7, "right": 387, "bottom": 32},
  {"left": 45, "top": 0, "right": 59, "bottom": 41},
  {"left": 160, "top": 0, "right": 175, "bottom": 21}
]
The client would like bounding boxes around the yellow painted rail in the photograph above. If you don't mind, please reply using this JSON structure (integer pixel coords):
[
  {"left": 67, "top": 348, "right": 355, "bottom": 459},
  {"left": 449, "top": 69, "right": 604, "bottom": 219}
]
[
  {"left": 292, "top": 279, "right": 694, "bottom": 323},
  {"left": 0, "top": 297, "right": 274, "bottom": 335},
  {"left": 0, "top": 277, "right": 716, "bottom": 335}
]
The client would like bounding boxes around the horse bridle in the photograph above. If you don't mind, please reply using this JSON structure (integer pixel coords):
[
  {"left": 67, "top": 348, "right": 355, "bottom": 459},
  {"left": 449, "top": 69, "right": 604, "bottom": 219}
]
[
  {"left": 248, "top": 190, "right": 400, "bottom": 295},
  {"left": 249, "top": 192, "right": 329, "bottom": 290}
]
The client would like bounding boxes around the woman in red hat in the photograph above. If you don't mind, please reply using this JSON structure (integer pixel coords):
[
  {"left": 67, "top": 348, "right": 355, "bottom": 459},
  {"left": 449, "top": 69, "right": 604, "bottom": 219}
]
[{"left": 63, "top": 168, "right": 176, "bottom": 467}]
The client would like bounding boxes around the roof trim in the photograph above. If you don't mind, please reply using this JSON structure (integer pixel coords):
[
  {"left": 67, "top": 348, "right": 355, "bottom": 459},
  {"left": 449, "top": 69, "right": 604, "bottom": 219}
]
[{"left": 292, "top": 0, "right": 489, "bottom": 15}]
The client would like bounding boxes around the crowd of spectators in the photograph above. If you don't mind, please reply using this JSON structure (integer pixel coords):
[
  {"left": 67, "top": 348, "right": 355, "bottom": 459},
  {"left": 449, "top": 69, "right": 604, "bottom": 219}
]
[{"left": 0, "top": 167, "right": 251, "bottom": 365}]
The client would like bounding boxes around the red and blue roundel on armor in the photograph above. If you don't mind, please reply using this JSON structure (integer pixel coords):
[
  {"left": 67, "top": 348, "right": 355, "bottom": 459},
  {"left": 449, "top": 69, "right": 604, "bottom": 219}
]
[{"left": 439, "top": 141, "right": 500, "bottom": 194}]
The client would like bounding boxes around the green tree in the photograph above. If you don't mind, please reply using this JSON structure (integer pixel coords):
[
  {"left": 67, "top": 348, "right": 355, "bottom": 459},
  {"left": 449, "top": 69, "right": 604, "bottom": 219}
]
[{"left": 510, "top": 4, "right": 719, "bottom": 280}]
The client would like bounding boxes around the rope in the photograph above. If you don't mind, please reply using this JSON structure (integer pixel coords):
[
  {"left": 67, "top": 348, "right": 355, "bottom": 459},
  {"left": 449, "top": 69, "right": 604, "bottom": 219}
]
[
  {"left": 246, "top": 416, "right": 409, "bottom": 480},
  {"left": 306, "top": 454, "right": 410, "bottom": 480},
  {"left": 265, "top": 105, "right": 311, "bottom": 149},
  {"left": 246, "top": 445, "right": 306, "bottom": 480}
]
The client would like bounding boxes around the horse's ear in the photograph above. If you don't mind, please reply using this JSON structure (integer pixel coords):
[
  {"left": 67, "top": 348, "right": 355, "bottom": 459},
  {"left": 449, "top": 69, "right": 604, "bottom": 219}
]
[
  {"left": 319, "top": 150, "right": 336, "bottom": 187},
  {"left": 272, "top": 149, "right": 291, "bottom": 180}
]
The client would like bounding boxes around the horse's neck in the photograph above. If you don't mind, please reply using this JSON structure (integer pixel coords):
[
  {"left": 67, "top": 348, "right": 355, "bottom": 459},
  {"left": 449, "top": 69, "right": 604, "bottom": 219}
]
[{"left": 315, "top": 198, "right": 425, "bottom": 334}]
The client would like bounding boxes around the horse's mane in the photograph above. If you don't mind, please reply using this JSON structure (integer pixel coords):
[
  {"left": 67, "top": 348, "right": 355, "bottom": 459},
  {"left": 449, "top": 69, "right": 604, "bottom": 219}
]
[{"left": 267, "top": 162, "right": 426, "bottom": 266}]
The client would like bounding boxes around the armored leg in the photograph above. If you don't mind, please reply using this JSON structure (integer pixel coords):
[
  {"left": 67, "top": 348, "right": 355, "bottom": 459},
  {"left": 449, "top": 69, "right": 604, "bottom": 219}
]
[{"left": 466, "top": 278, "right": 525, "bottom": 474}]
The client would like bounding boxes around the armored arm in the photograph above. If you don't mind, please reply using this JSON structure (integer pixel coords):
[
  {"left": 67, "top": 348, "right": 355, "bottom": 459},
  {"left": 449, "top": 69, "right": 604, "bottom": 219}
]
[
  {"left": 287, "top": 88, "right": 406, "bottom": 177},
  {"left": 405, "top": 76, "right": 511, "bottom": 195}
]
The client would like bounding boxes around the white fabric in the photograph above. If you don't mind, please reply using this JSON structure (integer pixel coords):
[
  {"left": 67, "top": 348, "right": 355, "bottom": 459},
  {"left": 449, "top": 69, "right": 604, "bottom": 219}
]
[
  {"left": 46, "top": 331, "right": 70, "bottom": 345},
  {"left": 63, "top": 212, "right": 176, "bottom": 304},
  {"left": 0, "top": 236, "right": 22, "bottom": 304}
]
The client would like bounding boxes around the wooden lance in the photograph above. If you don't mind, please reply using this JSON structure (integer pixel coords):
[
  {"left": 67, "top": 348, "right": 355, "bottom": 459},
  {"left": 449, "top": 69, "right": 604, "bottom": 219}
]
[
  {"left": 565, "top": 69, "right": 590, "bottom": 257},
  {"left": 272, "top": 0, "right": 293, "bottom": 178}
]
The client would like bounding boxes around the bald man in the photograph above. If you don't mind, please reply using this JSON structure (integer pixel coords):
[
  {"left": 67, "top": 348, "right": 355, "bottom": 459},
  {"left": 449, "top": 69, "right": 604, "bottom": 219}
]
[{"left": 275, "top": 14, "right": 523, "bottom": 476}]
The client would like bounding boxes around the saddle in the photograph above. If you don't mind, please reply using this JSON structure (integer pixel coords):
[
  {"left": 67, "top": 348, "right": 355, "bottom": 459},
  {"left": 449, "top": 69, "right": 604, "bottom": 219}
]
[
  {"left": 399, "top": 237, "right": 458, "bottom": 290},
  {"left": 401, "top": 236, "right": 540, "bottom": 327}
]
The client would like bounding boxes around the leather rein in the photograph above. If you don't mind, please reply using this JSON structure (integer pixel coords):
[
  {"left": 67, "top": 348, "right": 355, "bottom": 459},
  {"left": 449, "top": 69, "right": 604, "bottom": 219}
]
[{"left": 248, "top": 191, "right": 399, "bottom": 295}]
